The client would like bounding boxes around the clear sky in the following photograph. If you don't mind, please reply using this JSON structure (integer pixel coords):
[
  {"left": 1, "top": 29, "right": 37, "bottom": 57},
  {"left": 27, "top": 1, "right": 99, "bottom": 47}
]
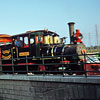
[{"left": 0, "top": 0, "right": 100, "bottom": 47}]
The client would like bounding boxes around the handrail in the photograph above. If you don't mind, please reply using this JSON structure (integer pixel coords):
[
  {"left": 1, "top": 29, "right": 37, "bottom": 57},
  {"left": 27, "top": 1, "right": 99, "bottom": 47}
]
[{"left": 0, "top": 53, "right": 100, "bottom": 76}]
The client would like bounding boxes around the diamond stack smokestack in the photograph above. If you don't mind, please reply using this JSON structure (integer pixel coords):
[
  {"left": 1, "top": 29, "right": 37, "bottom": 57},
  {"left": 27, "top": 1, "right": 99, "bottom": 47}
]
[{"left": 68, "top": 22, "right": 75, "bottom": 44}]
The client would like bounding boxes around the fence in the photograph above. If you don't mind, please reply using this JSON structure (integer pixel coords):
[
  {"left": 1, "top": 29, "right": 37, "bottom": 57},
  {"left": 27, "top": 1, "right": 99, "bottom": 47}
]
[{"left": 0, "top": 53, "right": 100, "bottom": 76}]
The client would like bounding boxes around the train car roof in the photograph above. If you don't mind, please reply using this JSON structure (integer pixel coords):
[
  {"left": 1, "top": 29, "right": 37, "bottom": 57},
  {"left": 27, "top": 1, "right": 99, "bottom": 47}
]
[
  {"left": 0, "top": 34, "right": 11, "bottom": 38},
  {"left": 12, "top": 30, "right": 59, "bottom": 37}
]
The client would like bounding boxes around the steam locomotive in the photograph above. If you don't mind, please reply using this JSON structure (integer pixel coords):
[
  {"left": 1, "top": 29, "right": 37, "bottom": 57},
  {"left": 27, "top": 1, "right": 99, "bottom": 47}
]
[{"left": 0, "top": 22, "right": 86, "bottom": 74}]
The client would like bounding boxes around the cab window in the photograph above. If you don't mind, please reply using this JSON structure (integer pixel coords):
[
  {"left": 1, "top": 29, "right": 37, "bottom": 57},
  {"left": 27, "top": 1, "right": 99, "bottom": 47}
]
[
  {"left": 30, "top": 38, "right": 35, "bottom": 44},
  {"left": 24, "top": 37, "right": 29, "bottom": 47},
  {"left": 36, "top": 36, "right": 43, "bottom": 44},
  {"left": 20, "top": 37, "right": 23, "bottom": 41},
  {"left": 15, "top": 36, "right": 23, "bottom": 47},
  {"left": 39, "top": 36, "right": 43, "bottom": 43}
]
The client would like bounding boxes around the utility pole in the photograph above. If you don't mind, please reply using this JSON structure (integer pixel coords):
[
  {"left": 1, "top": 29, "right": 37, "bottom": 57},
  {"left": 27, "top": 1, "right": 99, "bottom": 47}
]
[
  {"left": 95, "top": 24, "right": 98, "bottom": 46},
  {"left": 88, "top": 32, "right": 91, "bottom": 47}
]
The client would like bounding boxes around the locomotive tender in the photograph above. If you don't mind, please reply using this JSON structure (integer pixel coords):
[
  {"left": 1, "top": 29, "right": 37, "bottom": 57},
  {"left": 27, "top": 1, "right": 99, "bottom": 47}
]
[{"left": 0, "top": 22, "right": 86, "bottom": 74}]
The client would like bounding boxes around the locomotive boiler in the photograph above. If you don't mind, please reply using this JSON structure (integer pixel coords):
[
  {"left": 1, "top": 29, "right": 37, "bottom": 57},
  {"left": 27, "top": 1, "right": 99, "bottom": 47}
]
[{"left": 0, "top": 22, "right": 86, "bottom": 74}]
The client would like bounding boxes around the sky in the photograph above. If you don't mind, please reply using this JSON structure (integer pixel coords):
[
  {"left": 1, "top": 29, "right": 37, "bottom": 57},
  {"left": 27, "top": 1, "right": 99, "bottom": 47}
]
[{"left": 0, "top": 0, "right": 100, "bottom": 47}]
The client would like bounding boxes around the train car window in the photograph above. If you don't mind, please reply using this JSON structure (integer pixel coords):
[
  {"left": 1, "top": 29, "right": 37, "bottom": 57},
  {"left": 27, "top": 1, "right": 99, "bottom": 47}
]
[
  {"left": 30, "top": 38, "right": 34, "bottom": 44},
  {"left": 24, "top": 37, "right": 29, "bottom": 47},
  {"left": 20, "top": 37, "right": 23, "bottom": 41}
]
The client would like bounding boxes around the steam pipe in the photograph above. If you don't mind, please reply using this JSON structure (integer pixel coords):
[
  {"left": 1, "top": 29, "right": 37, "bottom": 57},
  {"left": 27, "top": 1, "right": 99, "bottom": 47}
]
[{"left": 68, "top": 22, "right": 75, "bottom": 44}]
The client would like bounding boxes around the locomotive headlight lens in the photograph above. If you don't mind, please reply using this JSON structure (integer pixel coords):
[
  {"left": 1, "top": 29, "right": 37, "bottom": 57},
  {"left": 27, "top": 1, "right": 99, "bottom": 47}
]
[{"left": 78, "top": 34, "right": 83, "bottom": 39}]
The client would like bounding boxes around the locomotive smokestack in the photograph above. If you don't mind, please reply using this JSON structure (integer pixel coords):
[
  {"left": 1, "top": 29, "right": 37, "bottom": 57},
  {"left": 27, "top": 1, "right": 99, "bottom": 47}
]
[{"left": 68, "top": 22, "right": 75, "bottom": 44}]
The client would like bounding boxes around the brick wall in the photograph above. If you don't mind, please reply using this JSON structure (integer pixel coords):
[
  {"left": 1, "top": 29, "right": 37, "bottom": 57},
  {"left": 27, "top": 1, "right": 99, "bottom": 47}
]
[{"left": 0, "top": 75, "right": 99, "bottom": 100}]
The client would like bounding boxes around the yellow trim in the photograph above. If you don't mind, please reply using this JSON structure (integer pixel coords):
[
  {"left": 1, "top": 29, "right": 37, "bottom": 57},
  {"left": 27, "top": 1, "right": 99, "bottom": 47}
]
[
  {"left": 2, "top": 55, "right": 11, "bottom": 59},
  {"left": 2, "top": 50, "right": 10, "bottom": 54},
  {"left": 19, "top": 52, "right": 29, "bottom": 56}
]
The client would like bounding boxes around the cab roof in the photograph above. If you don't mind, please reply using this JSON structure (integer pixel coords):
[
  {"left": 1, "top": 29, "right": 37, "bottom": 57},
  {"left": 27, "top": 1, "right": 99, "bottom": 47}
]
[{"left": 12, "top": 30, "right": 58, "bottom": 37}]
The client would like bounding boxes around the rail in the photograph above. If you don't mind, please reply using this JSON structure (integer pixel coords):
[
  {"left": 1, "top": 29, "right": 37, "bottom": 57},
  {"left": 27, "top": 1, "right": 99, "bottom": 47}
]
[{"left": 0, "top": 53, "right": 100, "bottom": 77}]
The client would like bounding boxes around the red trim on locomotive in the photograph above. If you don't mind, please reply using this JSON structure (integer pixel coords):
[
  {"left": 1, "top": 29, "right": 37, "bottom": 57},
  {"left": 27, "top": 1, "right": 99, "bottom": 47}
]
[
  {"left": 60, "top": 61, "right": 70, "bottom": 63},
  {"left": 0, "top": 34, "right": 12, "bottom": 45},
  {"left": 2, "top": 64, "right": 14, "bottom": 66},
  {"left": 84, "top": 64, "right": 100, "bottom": 75},
  {"left": 17, "top": 63, "right": 35, "bottom": 65}
]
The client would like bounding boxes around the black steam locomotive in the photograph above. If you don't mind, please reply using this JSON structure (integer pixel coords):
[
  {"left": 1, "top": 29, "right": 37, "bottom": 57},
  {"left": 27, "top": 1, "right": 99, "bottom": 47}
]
[{"left": 0, "top": 22, "right": 86, "bottom": 74}]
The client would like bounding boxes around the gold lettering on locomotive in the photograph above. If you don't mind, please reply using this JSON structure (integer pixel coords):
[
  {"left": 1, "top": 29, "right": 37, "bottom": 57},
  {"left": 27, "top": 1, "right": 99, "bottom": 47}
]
[
  {"left": 2, "top": 50, "right": 10, "bottom": 54},
  {"left": 2, "top": 49, "right": 11, "bottom": 59},
  {"left": 2, "top": 55, "right": 11, "bottom": 59},
  {"left": 19, "top": 52, "right": 29, "bottom": 56}
]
